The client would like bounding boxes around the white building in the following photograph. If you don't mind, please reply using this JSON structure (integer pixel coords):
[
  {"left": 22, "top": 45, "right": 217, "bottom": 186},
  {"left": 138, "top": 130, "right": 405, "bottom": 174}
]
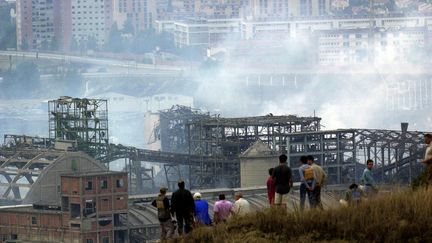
[
  {"left": 16, "top": 0, "right": 55, "bottom": 50},
  {"left": 316, "top": 27, "right": 428, "bottom": 65},
  {"left": 70, "top": 0, "right": 113, "bottom": 46},
  {"left": 173, "top": 18, "right": 241, "bottom": 47},
  {"left": 159, "top": 15, "right": 432, "bottom": 47}
]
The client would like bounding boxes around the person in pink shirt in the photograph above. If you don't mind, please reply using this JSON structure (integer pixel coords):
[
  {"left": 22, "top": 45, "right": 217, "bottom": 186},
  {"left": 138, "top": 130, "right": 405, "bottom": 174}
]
[
  {"left": 267, "top": 168, "right": 276, "bottom": 205},
  {"left": 213, "top": 194, "right": 233, "bottom": 223}
]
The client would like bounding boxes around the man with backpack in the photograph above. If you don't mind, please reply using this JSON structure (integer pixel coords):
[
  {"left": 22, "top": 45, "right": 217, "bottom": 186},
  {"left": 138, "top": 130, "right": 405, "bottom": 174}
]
[
  {"left": 299, "top": 155, "right": 317, "bottom": 210},
  {"left": 307, "top": 155, "right": 327, "bottom": 209},
  {"left": 151, "top": 187, "right": 175, "bottom": 240}
]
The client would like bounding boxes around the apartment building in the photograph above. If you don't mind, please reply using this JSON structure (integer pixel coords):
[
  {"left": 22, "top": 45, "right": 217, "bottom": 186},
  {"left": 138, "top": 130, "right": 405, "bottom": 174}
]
[
  {"left": 16, "top": 0, "right": 113, "bottom": 51},
  {"left": 315, "top": 27, "right": 428, "bottom": 65},
  {"left": 113, "top": 0, "right": 156, "bottom": 33},
  {"left": 174, "top": 18, "right": 241, "bottom": 47},
  {"left": 0, "top": 171, "right": 129, "bottom": 243},
  {"left": 247, "top": 0, "right": 330, "bottom": 20},
  {"left": 69, "top": 0, "right": 113, "bottom": 47},
  {"left": 16, "top": 0, "right": 54, "bottom": 50}
]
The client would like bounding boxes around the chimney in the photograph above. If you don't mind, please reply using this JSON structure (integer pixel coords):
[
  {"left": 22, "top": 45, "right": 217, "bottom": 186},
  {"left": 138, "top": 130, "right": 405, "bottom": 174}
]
[{"left": 401, "top": 122, "right": 408, "bottom": 134}]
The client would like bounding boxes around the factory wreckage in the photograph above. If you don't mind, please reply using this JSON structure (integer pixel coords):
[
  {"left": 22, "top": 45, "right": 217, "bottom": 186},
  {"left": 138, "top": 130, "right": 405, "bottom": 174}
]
[{"left": 0, "top": 97, "right": 428, "bottom": 199}]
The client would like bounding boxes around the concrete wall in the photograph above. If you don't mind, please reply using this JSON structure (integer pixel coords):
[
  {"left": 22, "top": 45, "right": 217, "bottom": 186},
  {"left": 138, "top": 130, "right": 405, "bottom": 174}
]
[{"left": 240, "top": 156, "right": 279, "bottom": 187}]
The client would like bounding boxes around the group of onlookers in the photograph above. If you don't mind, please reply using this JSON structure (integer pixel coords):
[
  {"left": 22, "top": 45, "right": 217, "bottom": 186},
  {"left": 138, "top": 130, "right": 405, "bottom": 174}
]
[
  {"left": 150, "top": 133, "right": 432, "bottom": 240},
  {"left": 151, "top": 181, "right": 251, "bottom": 240},
  {"left": 268, "top": 154, "right": 327, "bottom": 210}
]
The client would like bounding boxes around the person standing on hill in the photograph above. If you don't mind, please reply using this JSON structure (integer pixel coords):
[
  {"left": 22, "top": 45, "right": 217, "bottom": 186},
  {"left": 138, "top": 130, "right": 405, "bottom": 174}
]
[
  {"left": 422, "top": 134, "right": 432, "bottom": 186},
  {"left": 361, "top": 159, "right": 378, "bottom": 197},
  {"left": 171, "top": 180, "right": 195, "bottom": 235},
  {"left": 193, "top": 192, "right": 212, "bottom": 225},
  {"left": 213, "top": 194, "right": 233, "bottom": 223},
  {"left": 307, "top": 155, "right": 327, "bottom": 209},
  {"left": 151, "top": 187, "right": 175, "bottom": 240},
  {"left": 272, "top": 154, "right": 293, "bottom": 208},
  {"left": 233, "top": 192, "right": 251, "bottom": 216},
  {"left": 299, "top": 155, "right": 317, "bottom": 210},
  {"left": 266, "top": 167, "right": 276, "bottom": 205}
]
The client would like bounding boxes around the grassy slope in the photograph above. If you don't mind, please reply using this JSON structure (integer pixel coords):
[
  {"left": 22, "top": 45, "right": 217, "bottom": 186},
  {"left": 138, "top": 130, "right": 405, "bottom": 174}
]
[{"left": 175, "top": 188, "right": 432, "bottom": 243}]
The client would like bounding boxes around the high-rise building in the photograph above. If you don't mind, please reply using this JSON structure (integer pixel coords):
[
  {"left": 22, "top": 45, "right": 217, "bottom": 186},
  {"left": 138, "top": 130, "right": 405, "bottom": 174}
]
[
  {"left": 248, "top": 0, "right": 330, "bottom": 20},
  {"left": 16, "top": 0, "right": 55, "bottom": 50},
  {"left": 113, "top": 0, "right": 156, "bottom": 33},
  {"left": 70, "top": 0, "right": 113, "bottom": 48},
  {"left": 16, "top": 0, "right": 113, "bottom": 51}
]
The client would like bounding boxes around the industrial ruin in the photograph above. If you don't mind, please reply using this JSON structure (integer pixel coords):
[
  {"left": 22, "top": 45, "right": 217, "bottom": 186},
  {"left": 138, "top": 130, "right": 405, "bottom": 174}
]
[
  {"left": 0, "top": 96, "right": 429, "bottom": 242},
  {"left": 1, "top": 97, "right": 429, "bottom": 195}
]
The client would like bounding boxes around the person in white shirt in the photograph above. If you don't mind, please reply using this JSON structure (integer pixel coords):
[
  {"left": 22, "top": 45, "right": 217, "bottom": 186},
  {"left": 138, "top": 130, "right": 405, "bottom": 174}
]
[{"left": 233, "top": 192, "right": 250, "bottom": 216}]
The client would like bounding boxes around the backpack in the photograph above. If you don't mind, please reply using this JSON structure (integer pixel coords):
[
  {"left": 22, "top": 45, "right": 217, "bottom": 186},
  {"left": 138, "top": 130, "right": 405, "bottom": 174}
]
[{"left": 304, "top": 166, "right": 314, "bottom": 181}]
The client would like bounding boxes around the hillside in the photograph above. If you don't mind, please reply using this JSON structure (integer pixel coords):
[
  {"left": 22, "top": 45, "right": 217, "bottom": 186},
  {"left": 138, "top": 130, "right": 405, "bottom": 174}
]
[{"left": 174, "top": 188, "right": 432, "bottom": 243}]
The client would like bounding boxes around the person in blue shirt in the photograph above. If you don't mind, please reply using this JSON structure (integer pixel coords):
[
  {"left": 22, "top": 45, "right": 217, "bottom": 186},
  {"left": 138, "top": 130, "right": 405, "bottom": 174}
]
[
  {"left": 193, "top": 192, "right": 212, "bottom": 225},
  {"left": 298, "top": 155, "right": 317, "bottom": 211}
]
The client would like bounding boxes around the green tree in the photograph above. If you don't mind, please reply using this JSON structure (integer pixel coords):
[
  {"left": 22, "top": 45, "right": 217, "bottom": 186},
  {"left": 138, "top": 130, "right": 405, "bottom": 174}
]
[
  {"left": 0, "top": 4, "right": 16, "bottom": 50},
  {"left": 50, "top": 36, "right": 59, "bottom": 51},
  {"left": 40, "top": 39, "right": 50, "bottom": 51},
  {"left": 86, "top": 35, "right": 98, "bottom": 50},
  {"left": 105, "top": 22, "right": 124, "bottom": 52},
  {"left": 122, "top": 17, "right": 135, "bottom": 34},
  {"left": 20, "top": 38, "right": 29, "bottom": 51},
  {"left": 70, "top": 38, "right": 79, "bottom": 52}
]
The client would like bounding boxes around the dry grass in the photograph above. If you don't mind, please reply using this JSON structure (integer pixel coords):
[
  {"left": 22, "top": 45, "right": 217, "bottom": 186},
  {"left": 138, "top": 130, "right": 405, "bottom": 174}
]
[{"left": 173, "top": 188, "right": 432, "bottom": 243}]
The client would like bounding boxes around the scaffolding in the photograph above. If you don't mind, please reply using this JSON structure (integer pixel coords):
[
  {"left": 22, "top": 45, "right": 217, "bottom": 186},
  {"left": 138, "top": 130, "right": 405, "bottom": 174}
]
[
  {"left": 48, "top": 97, "right": 109, "bottom": 159},
  {"left": 286, "top": 125, "right": 427, "bottom": 185},
  {"left": 185, "top": 115, "right": 321, "bottom": 188},
  {"left": 156, "top": 105, "right": 210, "bottom": 153},
  {"left": 3, "top": 135, "right": 54, "bottom": 149}
]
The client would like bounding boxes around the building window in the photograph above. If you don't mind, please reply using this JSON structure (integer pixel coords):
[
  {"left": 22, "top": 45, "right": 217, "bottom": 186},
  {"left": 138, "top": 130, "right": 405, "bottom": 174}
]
[
  {"left": 31, "top": 216, "right": 37, "bottom": 225},
  {"left": 102, "top": 237, "right": 109, "bottom": 243},
  {"left": 86, "top": 240, "right": 93, "bottom": 243},
  {"left": 85, "top": 181, "right": 93, "bottom": 190},
  {"left": 101, "top": 180, "right": 108, "bottom": 189},
  {"left": 116, "top": 179, "right": 124, "bottom": 188},
  {"left": 84, "top": 201, "right": 96, "bottom": 216}
]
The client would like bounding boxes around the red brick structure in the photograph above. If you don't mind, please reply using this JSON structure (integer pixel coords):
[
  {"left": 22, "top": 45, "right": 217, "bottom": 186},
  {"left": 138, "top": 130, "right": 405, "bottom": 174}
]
[{"left": 0, "top": 172, "right": 128, "bottom": 243}]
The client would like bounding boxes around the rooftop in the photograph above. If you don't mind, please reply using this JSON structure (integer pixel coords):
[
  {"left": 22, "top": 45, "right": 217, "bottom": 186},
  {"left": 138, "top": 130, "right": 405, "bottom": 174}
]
[{"left": 61, "top": 171, "right": 127, "bottom": 178}]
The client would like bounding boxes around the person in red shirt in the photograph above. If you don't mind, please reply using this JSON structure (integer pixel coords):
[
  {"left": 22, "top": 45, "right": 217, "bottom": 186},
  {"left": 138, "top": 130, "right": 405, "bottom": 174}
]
[{"left": 267, "top": 167, "right": 276, "bottom": 205}]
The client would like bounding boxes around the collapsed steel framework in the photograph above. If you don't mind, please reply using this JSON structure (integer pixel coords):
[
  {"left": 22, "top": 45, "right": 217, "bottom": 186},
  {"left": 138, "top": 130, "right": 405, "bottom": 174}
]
[
  {"left": 48, "top": 97, "right": 109, "bottom": 158},
  {"left": 286, "top": 126, "right": 427, "bottom": 184},
  {"left": 184, "top": 115, "right": 322, "bottom": 188},
  {"left": 1, "top": 98, "right": 429, "bottom": 196}
]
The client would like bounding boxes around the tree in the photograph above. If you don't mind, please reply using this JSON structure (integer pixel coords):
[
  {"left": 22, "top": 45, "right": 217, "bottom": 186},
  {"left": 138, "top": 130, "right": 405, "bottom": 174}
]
[
  {"left": 86, "top": 35, "right": 98, "bottom": 51},
  {"left": 70, "top": 38, "right": 79, "bottom": 52},
  {"left": 50, "top": 36, "right": 59, "bottom": 51},
  {"left": 40, "top": 39, "right": 50, "bottom": 51},
  {"left": 105, "top": 22, "right": 124, "bottom": 52},
  {"left": 122, "top": 17, "right": 135, "bottom": 34},
  {"left": 0, "top": 4, "right": 16, "bottom": 50},
  {"left": 20, "top": 38, "right": 29, "bottom": 51}
]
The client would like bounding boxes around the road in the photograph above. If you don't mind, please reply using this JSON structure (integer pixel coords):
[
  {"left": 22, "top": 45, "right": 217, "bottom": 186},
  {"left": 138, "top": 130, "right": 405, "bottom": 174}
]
[{"left": 0, "top": 50, "right": 186, "bottom": 74}]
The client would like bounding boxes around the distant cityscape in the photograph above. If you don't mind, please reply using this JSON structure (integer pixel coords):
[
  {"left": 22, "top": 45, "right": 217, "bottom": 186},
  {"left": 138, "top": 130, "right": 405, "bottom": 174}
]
[{"left": 0, "top": 0, "right": 428, "bottom": 65}]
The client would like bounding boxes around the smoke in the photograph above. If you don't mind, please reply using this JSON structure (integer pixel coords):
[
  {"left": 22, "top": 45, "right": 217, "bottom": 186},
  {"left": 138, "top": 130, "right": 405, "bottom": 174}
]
[{"left": 190, "top": 31, "right": 432, "bottom": 131}]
